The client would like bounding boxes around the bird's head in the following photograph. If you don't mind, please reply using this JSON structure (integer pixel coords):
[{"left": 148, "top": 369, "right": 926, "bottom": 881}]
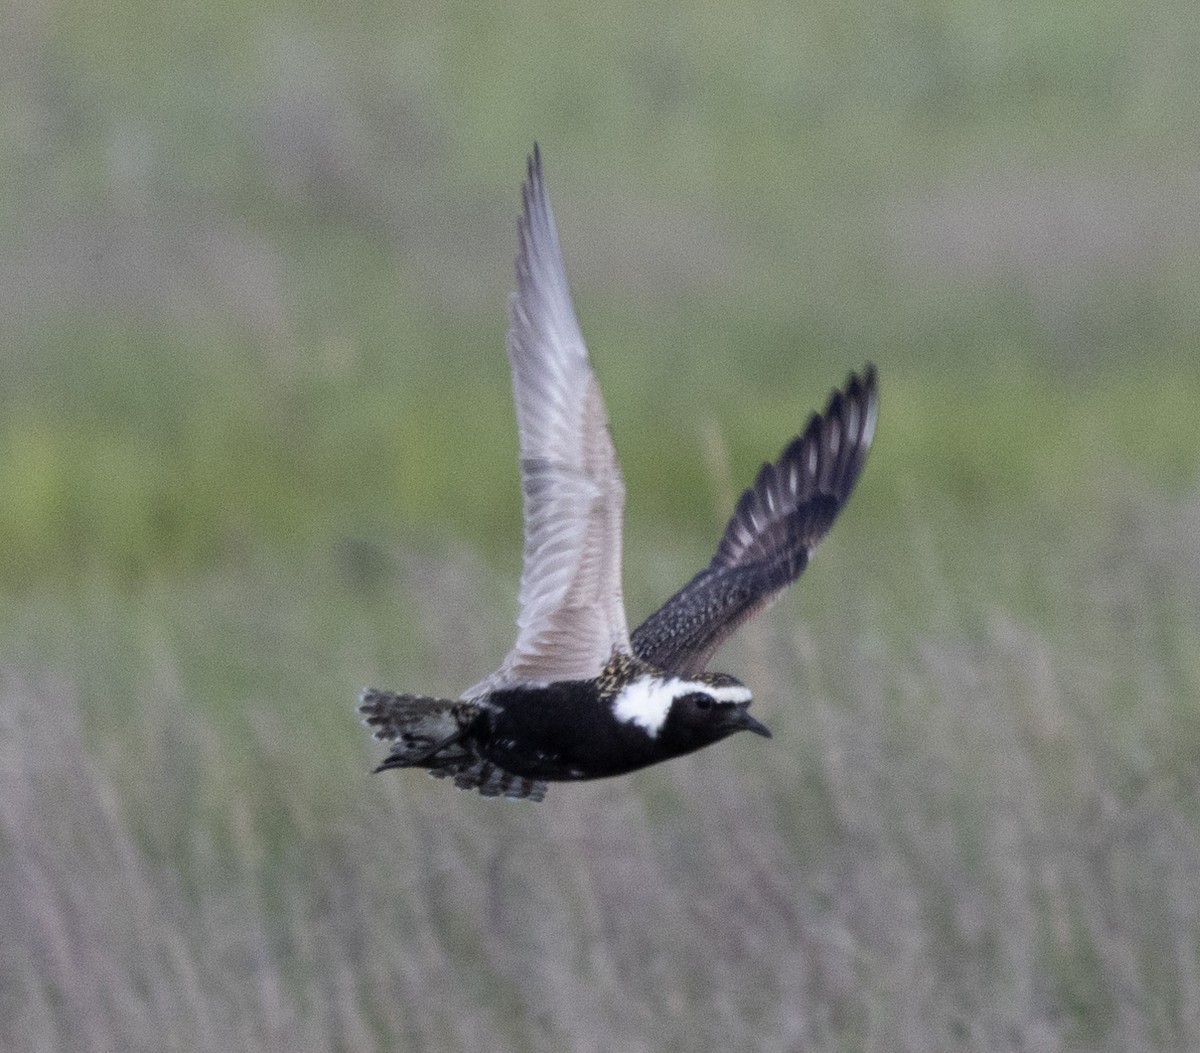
[{"left": 611, "top": 669, "right": 771, "bottom": 756}]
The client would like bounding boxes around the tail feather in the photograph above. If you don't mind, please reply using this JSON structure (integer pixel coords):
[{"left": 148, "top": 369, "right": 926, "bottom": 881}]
[
  {"left": 358, "top": 689, "right": 472, "bottom": 767},
  {"left": 357, "top": 689, "right": 549, "bottom": 802},
  {"left": 452, "top": 763, "right": 547, "bottom": 802}
]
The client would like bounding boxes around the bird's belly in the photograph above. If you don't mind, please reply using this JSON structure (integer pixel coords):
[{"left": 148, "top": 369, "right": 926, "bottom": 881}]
[
  {"left": 479, "top": 701, "right": 656, "bottom": 782},
  {"left": 479, "top": 734, "right": 645, "bottom": 782},
  {"left": 479, "top": 738, "right": 594, "bottom": 781}
]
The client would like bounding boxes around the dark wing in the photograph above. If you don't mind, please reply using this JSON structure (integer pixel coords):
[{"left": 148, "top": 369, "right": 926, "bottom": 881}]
[
  {"left": 630, "top": 366, "right": 877, "bottom": 676},
  {"left": 465, "top": 146, "right": 630, "bottom": 699}
]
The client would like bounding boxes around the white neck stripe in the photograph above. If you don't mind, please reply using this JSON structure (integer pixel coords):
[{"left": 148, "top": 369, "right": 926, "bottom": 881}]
[
  {"left": 612, "top": 677, "right": 674, "bottom": 736},
  {"left": 611, "top": 677, "right": 752, "bottom": 737}
]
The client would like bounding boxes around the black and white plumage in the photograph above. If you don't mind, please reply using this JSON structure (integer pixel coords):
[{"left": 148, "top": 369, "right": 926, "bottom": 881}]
[
  {"left": 359, "top": 146, "right": 878, "bottom": 802},
  {"left": 631, "top": 366, "right": 876, "bottom": 676}
]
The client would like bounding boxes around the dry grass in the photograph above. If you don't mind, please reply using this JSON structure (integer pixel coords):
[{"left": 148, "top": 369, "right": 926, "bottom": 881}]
[{"left": 3, "top": 487, "right": 1198, "bottom": 1053}]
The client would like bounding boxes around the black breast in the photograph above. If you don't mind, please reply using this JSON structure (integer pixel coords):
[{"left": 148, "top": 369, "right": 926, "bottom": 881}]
[{"left": 478, "top": 680, "right": 662, "bottom": 782}]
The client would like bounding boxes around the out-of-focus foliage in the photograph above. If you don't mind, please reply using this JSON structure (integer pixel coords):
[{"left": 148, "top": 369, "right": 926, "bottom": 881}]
[
  {"left": 3, "top": 0, "right": 1199, "bottom": 1049},
  {"left": 2, "top": 0, "right": 1198, "bottom": 585}
]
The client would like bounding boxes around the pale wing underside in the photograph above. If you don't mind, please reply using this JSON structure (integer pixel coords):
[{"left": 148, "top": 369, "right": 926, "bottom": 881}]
[
  {"left": 466, "top": 147, "right": 629, "bottom": 699},
  {"left": 630, "top": 367, "right": 877, "bottom": 677}
]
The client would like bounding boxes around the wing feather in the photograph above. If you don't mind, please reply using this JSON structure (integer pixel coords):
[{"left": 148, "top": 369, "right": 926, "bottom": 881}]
[
  {"left": 466, "top": 147, "right": 629, "bottom": 698},
  {"left": 630, "top": 366, "right": 877, "bottom": 676}
]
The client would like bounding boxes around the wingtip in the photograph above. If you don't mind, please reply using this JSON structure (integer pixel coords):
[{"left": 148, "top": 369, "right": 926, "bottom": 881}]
[
  {"left": 821, "top": 365, "right": 878, "bottom": 457},
  {"left": 517, "top": 144, "right": 549, "bottom": 253},
  {"left": 525, "top": 143, "right": 543, "bottom": 194},
  {"left": 852, "top": 363, "right": 879, "bottom": 448},
  {"left": 844, "top": 363, "right": 877, "bottom": 404}
]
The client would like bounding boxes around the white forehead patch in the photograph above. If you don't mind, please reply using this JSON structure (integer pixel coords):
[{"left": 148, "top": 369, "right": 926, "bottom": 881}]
[
  {"left": 612, "top": 677, "right": 752, "bottom": 737},
  {"left": 708, "top": 682, "right": 753, "bottom": 705}
]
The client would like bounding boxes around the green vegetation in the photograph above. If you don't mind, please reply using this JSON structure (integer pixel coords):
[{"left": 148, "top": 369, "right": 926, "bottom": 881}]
[{"left": 3, "top": 1, "right": 1199, "bottom": 1050}]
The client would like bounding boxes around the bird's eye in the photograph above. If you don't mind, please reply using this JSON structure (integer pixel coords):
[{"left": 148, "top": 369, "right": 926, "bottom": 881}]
[{"left": 685, "top": 692, "right": 712, "bottom": 710}]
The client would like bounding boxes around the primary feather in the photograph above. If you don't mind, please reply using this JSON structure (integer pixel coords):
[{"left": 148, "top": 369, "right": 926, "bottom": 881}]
[
  {"left": 465, "top": 146, "right": 630, "bottom": 699},
  {"left": 630, "top": 367, "right": 877, "bottom": 677}
]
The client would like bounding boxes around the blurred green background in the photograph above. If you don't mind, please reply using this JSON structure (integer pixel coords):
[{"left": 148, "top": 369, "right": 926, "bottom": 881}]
[{"left": 3, "top": 2, "right": 1199, "bottom": 1051}]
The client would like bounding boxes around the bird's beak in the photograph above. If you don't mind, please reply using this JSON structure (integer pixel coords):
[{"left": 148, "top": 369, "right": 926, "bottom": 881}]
[{"left": 734, "top": 704, "right": 772, "bottom": 738}]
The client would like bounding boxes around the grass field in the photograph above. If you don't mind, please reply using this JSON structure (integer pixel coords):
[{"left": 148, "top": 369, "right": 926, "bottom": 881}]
[{"left": 3, "top": 2, "right": 1200, "bottom": 1051}]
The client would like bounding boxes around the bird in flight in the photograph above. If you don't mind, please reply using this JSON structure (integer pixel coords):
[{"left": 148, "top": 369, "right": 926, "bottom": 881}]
[{"left": 360, "top": 146, "right": 877, "bottom": 802}]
